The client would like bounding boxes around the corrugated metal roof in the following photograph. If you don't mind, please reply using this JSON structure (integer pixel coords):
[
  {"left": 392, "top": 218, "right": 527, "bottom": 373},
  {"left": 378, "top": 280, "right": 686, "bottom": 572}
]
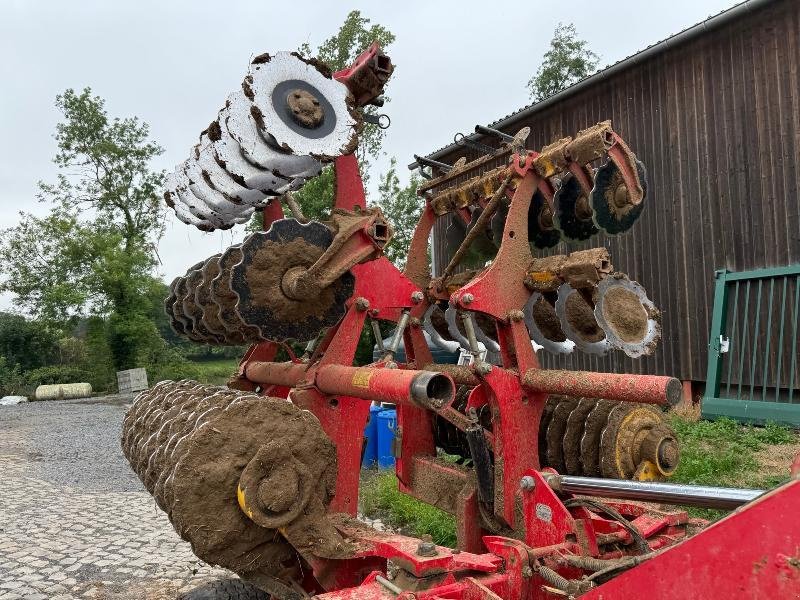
[{"left": 412, "top": 0, "right": 776, "bottom": 167}]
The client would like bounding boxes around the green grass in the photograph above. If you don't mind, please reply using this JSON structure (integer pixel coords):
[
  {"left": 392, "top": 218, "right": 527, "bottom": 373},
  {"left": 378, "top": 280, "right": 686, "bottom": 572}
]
[
  {"left": 190, "top": 358, "right": 240, "bottom": 385},
  {"left": 360, "top": 471, "right": 457, "bottom": 547},
  {"left": 667, "top": 416, "right": 798, "bottom": 518},
  {"left": 359, "top": 416, "right": 800, "bottom": 533}
]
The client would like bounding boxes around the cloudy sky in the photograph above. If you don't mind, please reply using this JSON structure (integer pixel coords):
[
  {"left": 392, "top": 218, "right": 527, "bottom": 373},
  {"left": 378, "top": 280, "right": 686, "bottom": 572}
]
[{"left": 0, "top": 0, "right": 737, "bottom": 312}]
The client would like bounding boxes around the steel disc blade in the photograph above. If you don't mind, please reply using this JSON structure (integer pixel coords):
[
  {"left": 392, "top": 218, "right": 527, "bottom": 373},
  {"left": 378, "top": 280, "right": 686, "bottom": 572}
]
[
  {"left": 529, "top": 190, "right": 562, "bottom": 249},
  {"left": 562, "top": 397, "right": 596, "bottom": 475},
  {"left": 538, "top": 397, "right": 557, "bottom": 467},
  {"left": 599, "top": 403, "right": 671, "bottom": 480},
  {"left": 165, "top": 277, "right": 186, "bottom": 337},
  {"left": 193, "top": 137, "right": 265, "bottom": 206},
  {"left": 590, "top": 159, "right": 648, "bottom": 235},
  {"left": 545, "top": 396, "right": 580, "bottom": 473},
  {"left": 163, "top": 169, "right": 216, "bottom": 231},
  {"left": 224, "top": 88, "right": 322, "bottom": 179},
  {"left": 185, "top": 156, "right": 254, "bottom": 222},
  {"left": 579, "top": 399, "right": 616, "bottom": 477},
  {"left": 211, "top": 245, "right": 263, "bottom": 343},
  {"left": 555, "top": 284, "right": 610, "bottom": 355},
  {"left": 594, "top": 275, "right": 661, "bottom": 357},
  {"left": 523, "top": 292, "right": 575, "bottom": 354},
  {"left": 231, "top": 219, "right": 355, "bottom": 342},
  {"left": 182, "top": 262, "right": 224, "bottom": 344},
  {"left": 553, "top": 174, "right": 598, "bottom": 242},
  {"left": 207, "top": 119, "right": 291, "bottom": 201},
  {"left": 249, "top": 52, "right": 361, "bottom": 159}
]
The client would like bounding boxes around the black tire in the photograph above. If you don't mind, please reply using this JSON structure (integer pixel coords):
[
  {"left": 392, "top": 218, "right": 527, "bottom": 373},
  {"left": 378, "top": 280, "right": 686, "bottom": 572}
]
[{"left": 178, "top": 578, "right": 269, "bottom": 600}]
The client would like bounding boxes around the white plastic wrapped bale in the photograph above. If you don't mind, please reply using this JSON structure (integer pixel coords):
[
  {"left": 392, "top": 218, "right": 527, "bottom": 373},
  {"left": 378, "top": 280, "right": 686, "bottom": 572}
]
[
  {"left": 35, "top": 383, "right": 92, "bottom": 401},
  {"left": 0, "top": 396, "right": 28, "bottom": 406}
]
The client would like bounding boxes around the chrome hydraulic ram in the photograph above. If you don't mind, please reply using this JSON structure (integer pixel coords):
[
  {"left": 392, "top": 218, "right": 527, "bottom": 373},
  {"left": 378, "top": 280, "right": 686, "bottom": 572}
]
[{"left": 543, "top": 473, "right": 765, "bottom": 510}]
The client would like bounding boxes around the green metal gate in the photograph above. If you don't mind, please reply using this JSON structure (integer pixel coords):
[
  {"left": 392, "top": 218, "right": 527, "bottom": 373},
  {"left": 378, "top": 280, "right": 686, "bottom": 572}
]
[{"left": 703, "top": 265, "right": 800, "bottom": 426}]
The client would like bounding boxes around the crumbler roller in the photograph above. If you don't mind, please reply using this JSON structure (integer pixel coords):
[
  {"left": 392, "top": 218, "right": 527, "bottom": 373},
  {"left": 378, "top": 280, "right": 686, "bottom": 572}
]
[{"left": 121, "top": 380, "right": 348, "bottom": 586}]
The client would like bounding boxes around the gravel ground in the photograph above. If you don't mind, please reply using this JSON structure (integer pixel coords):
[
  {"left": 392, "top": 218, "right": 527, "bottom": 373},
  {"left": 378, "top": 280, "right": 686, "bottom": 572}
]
[{"left": 0, "top": 394, "right": 230, "bottom": 599}]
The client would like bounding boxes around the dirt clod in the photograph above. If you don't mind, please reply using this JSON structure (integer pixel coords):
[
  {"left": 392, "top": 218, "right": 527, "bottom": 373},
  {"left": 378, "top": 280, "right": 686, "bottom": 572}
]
[
  {"left": 532, "top": 296, "right": 567, "bottom": 342},
  {"left": 602, "top": 286, "right": 648, "bottom": 343},
  {"left": 564, "top": 292, "right": 605, "bottom": 343},
  {"left": 247, "top": 237, "right": 337, "bottom": 323}
]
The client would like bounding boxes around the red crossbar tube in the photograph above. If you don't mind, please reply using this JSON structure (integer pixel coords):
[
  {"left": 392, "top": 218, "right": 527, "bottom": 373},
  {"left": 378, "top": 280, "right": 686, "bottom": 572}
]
[{"left": 522, "top": 369, "right": 681, "bottom": 406}]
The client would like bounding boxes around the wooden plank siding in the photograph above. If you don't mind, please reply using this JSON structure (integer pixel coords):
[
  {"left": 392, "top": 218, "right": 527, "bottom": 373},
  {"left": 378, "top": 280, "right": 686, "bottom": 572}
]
[{"left": 425, "top": 0, "right": 800, "bottom": 383}]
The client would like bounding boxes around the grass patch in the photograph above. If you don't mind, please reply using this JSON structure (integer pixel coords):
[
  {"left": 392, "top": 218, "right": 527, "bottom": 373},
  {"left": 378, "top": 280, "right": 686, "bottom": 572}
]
[
  {"left": 190, "top": 358, "right": 239, "bottom": 385},
  {"left": 360, "top": 416, "right": 800, "bottom": 533},
  {"left": 360, "top": 470, "right": 457, "bottom": 547},
  {"left": 666, "top": 415, "right": 798, "bottom": 518}
]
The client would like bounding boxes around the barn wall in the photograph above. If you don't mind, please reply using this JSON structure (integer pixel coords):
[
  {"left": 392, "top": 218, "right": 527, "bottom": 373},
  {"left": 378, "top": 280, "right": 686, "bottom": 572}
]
[{"left": 426, "top": 0, "right": 800, "bottom": 382}]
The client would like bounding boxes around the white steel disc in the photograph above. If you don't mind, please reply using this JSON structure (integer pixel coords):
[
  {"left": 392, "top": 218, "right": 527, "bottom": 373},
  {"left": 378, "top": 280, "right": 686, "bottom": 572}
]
[
  {"left": 209, "top": 114, "right": 291, "bottom": 199},
  {"left": 249, "top": 52, "right": 359, "bottom": 159},
  {"left": 164, "top": 169, "right": 216, "bottom": 231},
  {"left": 194, "top": 136, "right": 266, "bottom": 206},
  {"left": 224, "top": 89, "right": 322, "bottom": 180}
]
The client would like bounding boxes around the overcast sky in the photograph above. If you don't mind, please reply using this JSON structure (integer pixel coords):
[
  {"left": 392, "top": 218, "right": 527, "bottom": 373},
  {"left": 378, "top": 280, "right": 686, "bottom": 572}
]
[{"left": 0, "top": 0, "right": 738, "bottom": 312}]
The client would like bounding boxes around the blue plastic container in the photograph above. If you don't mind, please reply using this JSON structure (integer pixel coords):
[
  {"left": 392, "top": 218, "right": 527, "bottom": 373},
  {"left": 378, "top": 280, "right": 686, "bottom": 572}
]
[
  {"left": 376, "top": 409, "right": 397, "bottom": 469},
  {"left": 362, "top": 404, "right": 383, "bottom": 467}
]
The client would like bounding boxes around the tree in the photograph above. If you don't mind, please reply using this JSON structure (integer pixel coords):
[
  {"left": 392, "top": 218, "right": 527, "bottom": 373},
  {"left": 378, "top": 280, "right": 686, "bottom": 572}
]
[
  {"left": 527, "top": 23, "right": 599, "bottom": 101},
  {"left": 0, "top": 88, "right": 167, "bottom": 370},
  {"left": 0, "top": 312, "right": 59, "bottom": 372},
  {"left": 375, "top": 159, "right": 423, "bottom": 269}
]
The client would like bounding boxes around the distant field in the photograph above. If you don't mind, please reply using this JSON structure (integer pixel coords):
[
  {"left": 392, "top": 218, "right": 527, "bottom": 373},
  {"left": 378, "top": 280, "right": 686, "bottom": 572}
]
[{"left": 190, "top": 358, "right": 239, "bottom": 385}]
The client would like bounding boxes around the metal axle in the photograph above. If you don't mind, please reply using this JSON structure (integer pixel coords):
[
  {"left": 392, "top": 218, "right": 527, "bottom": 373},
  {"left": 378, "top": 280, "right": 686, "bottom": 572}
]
[{"left": 544, "top": 473, "right": 765, "bottom": 509}]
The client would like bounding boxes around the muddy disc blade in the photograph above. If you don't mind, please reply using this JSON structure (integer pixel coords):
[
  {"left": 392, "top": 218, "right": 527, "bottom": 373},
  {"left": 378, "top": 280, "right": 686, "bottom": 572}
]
[
  {"left": 224, "top": 87, "right": 321, "bottom": 180},
  {"left": 195, "top": 255, "right": 239, "bottom": 344},
  {"left": 562, "top": 397, "right": 597, "bottom": 475},
  {"left": 590, "top": 159, "right": 647, "bottom": 235},
  {"left": 554, "top": 174, "right": 598, "bottom": 242},
  {"left": 529, "top": 190, "right": 562, "bottom": 249},
  {"left": 165, "top": 277, "right": 187, "bottom": 337},
  {"left": 182, "top": 262, "right": 224, "bottom": 344},
  {"left": 555, "top": 284, "right": 610, "bottom": 355},
  {"left": 249, "top": 52, "right": 361, "bottom": 160},
  {"left": 523, "top": 292, "right": 574, "bottom": 354},
  {"left": 594, "top": 275, "right": 661, "bottom": 357},
  {"left": 538, "top": 397, "right": 557, "bottom": 467},
  {"left": 231, "top": 219, "right": 355, "bottom": 342},
  {"left": 545, "top": 397, "right": 580, "bottom": 473},
  {"left": 212, "top": 245, "right": 262, "bottom": 344},
  {"left": 579, "top": 399, "right": 616, "bottom": 477}
]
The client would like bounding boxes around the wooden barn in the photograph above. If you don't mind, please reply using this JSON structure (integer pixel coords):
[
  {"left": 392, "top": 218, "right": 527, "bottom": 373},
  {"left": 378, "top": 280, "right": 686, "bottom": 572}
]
[{"left": 412, "top": 0, "right": 800, "bottom": 423}]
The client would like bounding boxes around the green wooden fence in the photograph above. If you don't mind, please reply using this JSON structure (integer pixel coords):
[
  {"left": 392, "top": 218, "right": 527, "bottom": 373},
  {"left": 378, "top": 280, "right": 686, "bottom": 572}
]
[{"left": 703, "top": 265, "right": 800, "bottom": 426}]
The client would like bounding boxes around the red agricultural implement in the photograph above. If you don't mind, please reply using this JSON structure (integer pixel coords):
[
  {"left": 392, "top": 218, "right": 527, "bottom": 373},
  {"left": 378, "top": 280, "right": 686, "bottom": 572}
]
[{"left": 122, "top": 44, "right": 800, "bottom": 598}]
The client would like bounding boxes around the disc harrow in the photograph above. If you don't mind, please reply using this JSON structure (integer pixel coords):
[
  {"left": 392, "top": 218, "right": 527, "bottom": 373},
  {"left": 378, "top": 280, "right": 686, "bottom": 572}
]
[{"left": 135, "top": 41, "right": 800, "bottom": 600}]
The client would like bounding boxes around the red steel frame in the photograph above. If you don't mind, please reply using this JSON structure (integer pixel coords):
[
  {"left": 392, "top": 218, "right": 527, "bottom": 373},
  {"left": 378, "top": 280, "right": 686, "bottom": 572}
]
[{"left": 234, "top": 153, "right": 800, "bottom": 598}]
